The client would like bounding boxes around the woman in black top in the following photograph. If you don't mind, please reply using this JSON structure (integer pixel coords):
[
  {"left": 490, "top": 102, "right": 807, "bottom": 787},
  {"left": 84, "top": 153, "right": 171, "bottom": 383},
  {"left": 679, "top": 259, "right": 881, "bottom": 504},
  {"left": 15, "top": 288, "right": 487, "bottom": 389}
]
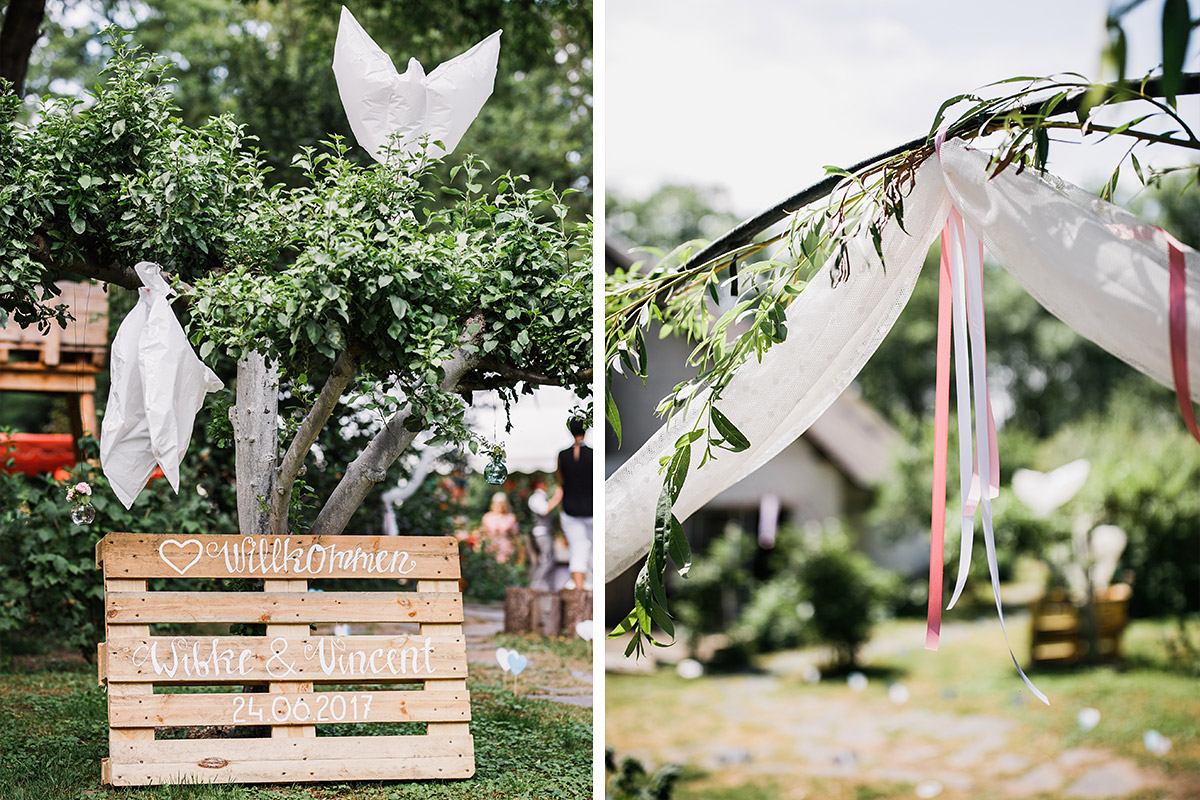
[{"left": 549, "top": 416, "right": 592, "bottom": 590}]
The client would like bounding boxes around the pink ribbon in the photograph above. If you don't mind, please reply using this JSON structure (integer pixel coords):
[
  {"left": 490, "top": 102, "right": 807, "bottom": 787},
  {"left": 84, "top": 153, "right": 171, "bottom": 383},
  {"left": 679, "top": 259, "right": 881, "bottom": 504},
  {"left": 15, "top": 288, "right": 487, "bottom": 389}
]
[
  {"left": 926, "top": 219, "right": 952, "bottom": 651},
  {"left": 927, "top": 139, "right": 1047, "bottom": 701},
  {"left": 1167, "top": 233, "right": 1200, "bottom": 444}
]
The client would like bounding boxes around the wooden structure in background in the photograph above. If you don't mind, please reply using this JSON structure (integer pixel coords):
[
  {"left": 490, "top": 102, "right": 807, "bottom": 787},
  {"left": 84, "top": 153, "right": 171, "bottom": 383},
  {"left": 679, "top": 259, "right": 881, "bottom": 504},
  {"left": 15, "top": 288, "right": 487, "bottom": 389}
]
[
  {"left": 0, "top": 281, "right": 108, "bottom": 442},
  {"left": 96, "top": 533, "right": 474, "bottom": 786},
  {"left": 1030, "top": 584, "right": 1132, "bottom": 666},
  {"left": 503, "top": 587, "right": 592, "bottom": 637}
]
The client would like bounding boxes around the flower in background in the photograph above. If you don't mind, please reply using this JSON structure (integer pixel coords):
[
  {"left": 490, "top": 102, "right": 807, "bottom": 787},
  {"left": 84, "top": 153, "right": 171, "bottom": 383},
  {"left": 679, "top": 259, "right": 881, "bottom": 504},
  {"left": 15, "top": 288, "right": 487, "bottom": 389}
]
[{"left": 66, "top": 482, "right": 92, "bottom": 504}]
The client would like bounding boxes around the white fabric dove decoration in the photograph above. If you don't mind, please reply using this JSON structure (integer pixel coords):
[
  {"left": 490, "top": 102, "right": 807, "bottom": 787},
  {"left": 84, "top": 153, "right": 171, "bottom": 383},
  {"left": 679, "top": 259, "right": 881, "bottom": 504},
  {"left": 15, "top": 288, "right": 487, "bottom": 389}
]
[
  {"left": 333, "top": 6, "right": 501, "bottom": 165},
  {"left": 100, "top": 262, "right": 224, "bottom": 508}
]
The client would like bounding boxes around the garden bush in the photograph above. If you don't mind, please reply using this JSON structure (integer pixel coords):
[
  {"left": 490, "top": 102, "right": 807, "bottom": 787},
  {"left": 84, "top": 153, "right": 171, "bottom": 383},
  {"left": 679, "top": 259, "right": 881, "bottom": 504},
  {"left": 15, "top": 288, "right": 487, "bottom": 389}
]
[{"left": 0, "top": 437, "right": 237, "bottom": 658}]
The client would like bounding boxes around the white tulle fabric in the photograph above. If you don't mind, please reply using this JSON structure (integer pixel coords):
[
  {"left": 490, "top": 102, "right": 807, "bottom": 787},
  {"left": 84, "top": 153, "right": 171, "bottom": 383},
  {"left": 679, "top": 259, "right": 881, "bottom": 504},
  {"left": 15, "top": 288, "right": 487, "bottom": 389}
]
[{"left": 605, "top": 138, "right": 1200, "bottom": 582}]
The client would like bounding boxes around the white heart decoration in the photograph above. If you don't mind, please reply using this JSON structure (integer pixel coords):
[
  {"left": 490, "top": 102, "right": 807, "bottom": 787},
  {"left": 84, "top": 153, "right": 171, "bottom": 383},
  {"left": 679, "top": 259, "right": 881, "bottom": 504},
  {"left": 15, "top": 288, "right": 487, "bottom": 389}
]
[
  {"left": 495, "top": 647, "right": 511, "bottom": 672},
  {"left": 575, "top": 619, "right": 594, "bottom": 641},
  {"left": 1012, "top": 459, "right": 1090, "bottom": 518},
  {"left": 507, "top": 652, "right": 528, "bottom": 675},
  {"left": 158, "top": 538, "right": 203, "bottom": 575}
]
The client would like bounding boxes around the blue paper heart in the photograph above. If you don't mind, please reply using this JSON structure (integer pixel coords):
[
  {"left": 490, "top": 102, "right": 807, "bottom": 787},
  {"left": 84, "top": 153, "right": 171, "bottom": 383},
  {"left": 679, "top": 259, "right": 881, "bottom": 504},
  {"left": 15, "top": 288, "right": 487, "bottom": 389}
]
[{"left": 508, "top": 652, "right": 528, "bottom": 675}]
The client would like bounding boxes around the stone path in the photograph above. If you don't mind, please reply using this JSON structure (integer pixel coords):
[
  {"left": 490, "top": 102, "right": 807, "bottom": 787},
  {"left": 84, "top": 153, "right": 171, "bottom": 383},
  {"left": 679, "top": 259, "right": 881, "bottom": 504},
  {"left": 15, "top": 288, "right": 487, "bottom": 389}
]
[
  {"left": 606, "top": 622, "right": 1178, "bottom": 799},
  {"left": 463, "top": 604, "right": 593, "bottom": 709}
]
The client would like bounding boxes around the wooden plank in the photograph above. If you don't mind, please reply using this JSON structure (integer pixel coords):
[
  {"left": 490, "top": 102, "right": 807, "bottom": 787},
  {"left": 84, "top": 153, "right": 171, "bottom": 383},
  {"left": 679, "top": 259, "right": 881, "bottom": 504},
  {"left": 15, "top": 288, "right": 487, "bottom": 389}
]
[
  {"left": 104, "top": 635, "right": 468, "bottom": 683},
  {"left": 106, "top": 752, "right": 475, "bottom": 786},
  {"left": 105, "top": 591, "right": 463, "bottom": 624},
  {"left": 265, "top": 578, "right": 314, "bottom": 739},
  {"left": 105, "top": 577, "right": 154, "bottom": 746},
  {"left": 108, "top": 690, "right": 471, "bottom": 727},
  {"left": 111, "top": 733, "right": 473, "bottom": 762},
  {"left": 0, "top": 370, "right": 98, "bottom": 392},
  {"left": 97, "top": 533, "right": 460, "bottom": 580},
  {"left": 419, "top": 579, "right": 472, "bottom": 738}
]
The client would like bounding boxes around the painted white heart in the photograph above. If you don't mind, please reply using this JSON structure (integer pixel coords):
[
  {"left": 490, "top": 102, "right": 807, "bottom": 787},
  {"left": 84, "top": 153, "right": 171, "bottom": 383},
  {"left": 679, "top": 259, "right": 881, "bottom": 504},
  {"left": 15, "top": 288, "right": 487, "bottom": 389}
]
[
  {"left": 495, "top": 647, "right": 511, "bottom": 672},
  {"left": 158, "top": 538, "right": 203, "bottom": 575},
  {"left": 507, "top": 652, "right": 528, "bottom": 676},
  {"left": 574, "top": 619, "right": 594, "bottom": 641}
]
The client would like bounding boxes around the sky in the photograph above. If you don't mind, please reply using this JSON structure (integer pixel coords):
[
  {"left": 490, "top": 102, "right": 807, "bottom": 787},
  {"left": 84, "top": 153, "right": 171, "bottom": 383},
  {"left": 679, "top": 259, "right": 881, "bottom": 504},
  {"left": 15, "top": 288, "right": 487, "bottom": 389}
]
[{"left": 607, "top": 0, "right": 1199, "bottom": 217}]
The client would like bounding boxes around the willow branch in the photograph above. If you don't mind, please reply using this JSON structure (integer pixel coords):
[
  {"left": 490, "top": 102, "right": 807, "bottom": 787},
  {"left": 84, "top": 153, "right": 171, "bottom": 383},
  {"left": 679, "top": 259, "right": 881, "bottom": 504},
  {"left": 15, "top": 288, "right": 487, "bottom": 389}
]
[
  {"left": 681, "top": 72, "right": 1200, "bottom": 276},
  {"left": 268, "top": 346, "right": 362, "bottom": 534}
]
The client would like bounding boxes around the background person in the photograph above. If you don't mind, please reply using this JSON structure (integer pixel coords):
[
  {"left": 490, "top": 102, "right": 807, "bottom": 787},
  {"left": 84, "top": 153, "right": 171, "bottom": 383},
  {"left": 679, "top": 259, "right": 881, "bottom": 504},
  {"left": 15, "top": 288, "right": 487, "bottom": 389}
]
[
  {"left": 550, "top": 416, "right": 592, "bottom": 590},
  {"left": 480, "top": 491, "right": 520, "bottom": 564},
  {"left": 527, "top": 474, "right": 556, "bottom": 591}
]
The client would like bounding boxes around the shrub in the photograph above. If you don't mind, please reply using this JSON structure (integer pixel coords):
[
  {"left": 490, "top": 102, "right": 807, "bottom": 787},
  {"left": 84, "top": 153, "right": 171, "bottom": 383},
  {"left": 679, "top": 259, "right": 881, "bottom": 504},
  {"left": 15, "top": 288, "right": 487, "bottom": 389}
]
[{"left": 0, "top": 441, "right": 236, "bottom": 658}]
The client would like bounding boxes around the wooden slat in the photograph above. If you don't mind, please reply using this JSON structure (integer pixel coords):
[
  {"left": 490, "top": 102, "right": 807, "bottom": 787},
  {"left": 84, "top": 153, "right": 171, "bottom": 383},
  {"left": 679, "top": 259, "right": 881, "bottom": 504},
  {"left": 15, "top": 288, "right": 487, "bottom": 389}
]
[
  {"left": 105, "top": 753, "right": 475, "bottom": 786},
  {"left": 104, "top": 635, "right": 467, "bottom": 683},
  {"left": 0, "top": 370, "right": 98, "bottom": 392},
  {"left": 105, "top": 591, "right": 463, "bottom": 624},
  {"left": 104, "top": 578, "right": 154, "bottom": 746},
  {"left": 419, "top": 579, "right": 472, "bottom": 739},
  {"left": 97, "top": 534, "right": 460, "bottom": 580},
  {"left": 112, "top": 734, "right": 472, "bottom": 763},
  {"left": 109, "top": 690, "right": 471, "bottom": 727},
  {"left": 265, "top": 578, "right": 313, "bottom": 739}
]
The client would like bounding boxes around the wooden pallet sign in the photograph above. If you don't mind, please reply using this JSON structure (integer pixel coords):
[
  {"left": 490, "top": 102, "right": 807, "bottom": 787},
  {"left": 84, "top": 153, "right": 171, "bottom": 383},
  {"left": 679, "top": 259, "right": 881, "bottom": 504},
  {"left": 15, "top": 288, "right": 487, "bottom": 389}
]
[{"left": 96, "top": 533, "right": 474, "bottom": 786}]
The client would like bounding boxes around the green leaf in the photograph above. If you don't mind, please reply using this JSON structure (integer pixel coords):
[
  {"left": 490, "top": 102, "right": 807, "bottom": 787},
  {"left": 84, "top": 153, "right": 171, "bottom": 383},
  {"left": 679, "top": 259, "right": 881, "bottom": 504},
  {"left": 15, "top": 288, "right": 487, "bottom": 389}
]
[
  {"left": 711, "top": 406, "right": 750, "bottom": 452},
  {"left": 667, "top": 514, "right": 692, "bottom": 576},
  {"left": 1162, "top": 0, "right": 1191, "bottom": 107},
  {"left": 389, "top": 296, "right": 408, "bottom": 320},
  {"left": 1034, "top": 127, "right": 1049, "bottom": 171},
  {"left": 664, "top": 442, "right": 690, "bottom": 503},
  {"left": 605, "top": 388, "right": 622, "bottom": 448},
  {"left": 199, "top": 340, "right": 214, "bottom": 360},
  {"left": 70, "top": 215, "right": 85, "bottom": 235},
  {"left": 609, "top": 610, "right": 638, "bottom": 638}
]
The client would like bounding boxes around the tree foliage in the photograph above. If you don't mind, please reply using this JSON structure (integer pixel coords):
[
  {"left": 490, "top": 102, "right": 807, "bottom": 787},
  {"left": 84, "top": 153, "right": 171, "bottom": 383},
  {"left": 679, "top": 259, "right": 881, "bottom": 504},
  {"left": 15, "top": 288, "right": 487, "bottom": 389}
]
[
  {"left": 0, "top": 37, "right": 592, "bottom": 535},
  {"left": 23, "top": 0, "right": 592, "bottom": 213}
]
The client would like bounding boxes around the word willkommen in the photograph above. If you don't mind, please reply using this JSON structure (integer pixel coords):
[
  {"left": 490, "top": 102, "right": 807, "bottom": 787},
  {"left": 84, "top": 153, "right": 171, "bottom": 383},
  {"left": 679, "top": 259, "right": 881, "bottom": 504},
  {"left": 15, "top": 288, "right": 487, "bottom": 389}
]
[{"left": 159, "top": 536, "right": 421, "bottom": 577}]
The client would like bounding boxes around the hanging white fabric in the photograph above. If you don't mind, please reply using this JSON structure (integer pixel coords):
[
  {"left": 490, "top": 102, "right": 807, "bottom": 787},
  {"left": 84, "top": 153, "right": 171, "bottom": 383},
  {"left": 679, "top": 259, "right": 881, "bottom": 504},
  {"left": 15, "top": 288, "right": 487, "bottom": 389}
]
[
  {"left": 100, "top": 262, "right": 224, "bottom": 508},
  {"left": 606, "top": 157, "right": 952, "bottom": 582},
  {"left": 332, "top": 6, "right": 501, "bottom": 165},
  {"left": 607, "top": 140, "right": 1200, "bottom": 582}
]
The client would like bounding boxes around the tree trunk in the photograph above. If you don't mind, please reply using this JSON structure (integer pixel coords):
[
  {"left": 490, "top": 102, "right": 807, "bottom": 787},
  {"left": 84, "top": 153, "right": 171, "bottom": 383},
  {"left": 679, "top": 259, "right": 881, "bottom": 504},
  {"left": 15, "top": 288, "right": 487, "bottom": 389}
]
[
  {"left": 0, "top": 0, "right": 46, "bottom": 97},
  {"left": 230, "top": 351, "right": 278, "bottom": 535}
]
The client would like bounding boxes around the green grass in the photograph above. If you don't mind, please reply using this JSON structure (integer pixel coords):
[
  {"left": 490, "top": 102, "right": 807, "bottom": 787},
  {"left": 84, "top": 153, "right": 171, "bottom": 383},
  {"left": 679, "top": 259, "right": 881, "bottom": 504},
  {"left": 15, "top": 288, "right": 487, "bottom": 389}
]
[
  {"left": 606, "top": 617, "right": 1200, "bottom": 800},
  {"left": 0, "top": 661, "right": 592, "bottom": 799}
]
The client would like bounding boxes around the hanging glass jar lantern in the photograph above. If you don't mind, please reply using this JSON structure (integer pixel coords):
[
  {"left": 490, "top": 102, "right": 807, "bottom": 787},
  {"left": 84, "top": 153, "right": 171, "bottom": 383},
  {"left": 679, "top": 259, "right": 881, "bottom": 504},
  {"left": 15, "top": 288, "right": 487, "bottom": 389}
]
[{"left": 483, "top": 445, "right": 508, "bottom": 485}]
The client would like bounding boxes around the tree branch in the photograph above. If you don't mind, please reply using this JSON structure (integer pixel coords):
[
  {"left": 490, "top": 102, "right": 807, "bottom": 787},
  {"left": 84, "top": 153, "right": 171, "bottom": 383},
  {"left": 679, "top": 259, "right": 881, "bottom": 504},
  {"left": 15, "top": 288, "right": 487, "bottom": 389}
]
[
  {"left": 268, "top": 346, "right": 362, "bottom": 534},
  {"left": 457, "top": 357, "right": 594, "bottom": 392},
  {"left": 0, "top": 0, "right": 46, "bottom": 98},
  {"left": 308, "top": 318, "right": 485, "bottom": 536},
  {"left": 681, "top": 72, "right": 1200, "bottom": 276},
  {"left": 30, "top": 235, "right": 141, "bottom": 290}
]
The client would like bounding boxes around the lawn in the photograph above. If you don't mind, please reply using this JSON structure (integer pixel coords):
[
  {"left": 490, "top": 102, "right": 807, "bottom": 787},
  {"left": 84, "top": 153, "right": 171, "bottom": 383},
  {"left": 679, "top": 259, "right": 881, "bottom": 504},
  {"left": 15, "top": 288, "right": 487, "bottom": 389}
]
[
  {"left": 606, "top": 616, "right": 1200, "bottom": 800},
  {"left": 0, "top": 652, "right": 592, "bottom": 800}
]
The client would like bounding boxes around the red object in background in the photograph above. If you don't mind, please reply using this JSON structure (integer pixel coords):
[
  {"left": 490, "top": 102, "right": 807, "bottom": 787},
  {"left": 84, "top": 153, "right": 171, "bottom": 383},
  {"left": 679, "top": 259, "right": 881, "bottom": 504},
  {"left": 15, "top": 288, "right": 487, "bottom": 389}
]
[
  {"left": 0, "top": 432, "right": 163, "bottom": 483},
  {"left": 0, "top": 433, "right": 76, "bottom": 476}
]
